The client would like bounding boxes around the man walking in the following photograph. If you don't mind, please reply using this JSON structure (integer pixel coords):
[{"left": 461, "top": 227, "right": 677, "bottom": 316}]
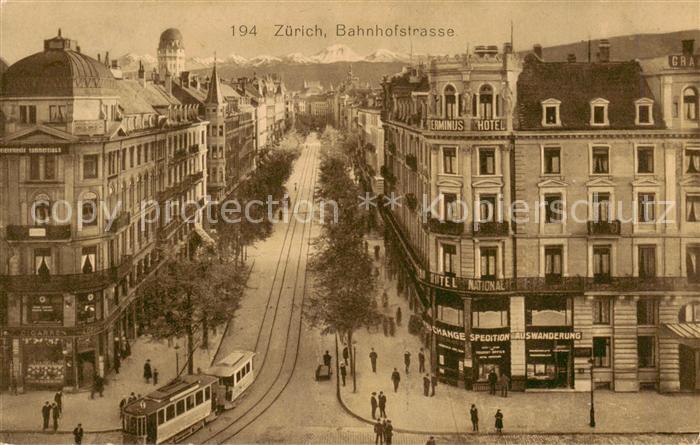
[
  {"left": 342, "top": 345, "right": 349, "bottom": 365},
  {"left": 488, "top": 369, "right": 498, "bottom": 395},
  {"left": 51, "top": 402, "right": 60, "bottom": 432},
  {"left": 144, "top": 359, "right": 152, "bottom": 383},
  {"left": 323, "top": 350, "right": 332, "bottom": 367},
  {"left": 54, "top": 390, "right": 63, "bottom": 415},
  {"left": 500, "top": 373, "right": 510, "bottom": 397},
  {"left": 384, "top": 420, "right": 394, "bottom": 445},
  {"left": 95, "top": 374, "right": 104, "bottom": 397},
  {"left": 113, "top": 353, "right": 120, "bottom": 375},
  {"left": 73, "top": 423, "right": 84, "bottom": 445},
  {"left": 339, "top": 362, "right": 347, "bottom": 386},
  {"left": 391, "top": 368, "right": 401, "bottom": 392},
  {"left": 422, "top": 374, "right": 430, "bottom": 397},
  {"left": 119, "top": 396, "right": 127, "bottom": 419},
  {"left": 418, "top": 348, "right": 426, "bottom": 373},
  {"left": 41, "top": 401, "right": 51, "bottom": 430},
  {"left": 470, "top": 404, "right": 479, "bottom": 432},
  {"left": 378, "top": 391, "right": 387, "bottom": 417},
  {"left": 370, "top": 392, "right": 378, "bottom": 419},
  {"left": 369, "top": 348, "right": 378, "bottom": 373},
  {"left": 403, "top": 351, "right": 411, "bottom": 373},
  {"left": 431, "top": 373, "right": 437, "bottom": 396},
  {"left": 374, "top": 419, "right": 384, "bottom": 445}
]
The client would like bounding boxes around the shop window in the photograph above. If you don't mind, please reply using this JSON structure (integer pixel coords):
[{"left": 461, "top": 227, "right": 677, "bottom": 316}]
[
  {"left": 686, "top": 194, "right": 700, "bottom": 221},
  {"left": 679, "top": 303, "right": 700, "bottom": 322},
  {"left": 638, "top": 246, "right": 656, "bottom": 278},
  {"left": 544, "top": 194, "right": 563, "bottom": 224},
  {"left": 592, "top": 192, "right": 611, "bottom": 222},
  {"left": 593, "top": 246, "right": 611, "bottom": 282},
  {"left": 544, "top": 247, "right": 563, "bottom": 282},
  {"left": 637, "top": 192, "right": 655, "bottom": 223},
  {"left": 591, "top": 147, "right": 609, "bottom": 174},
  {"left": 77, "top": 293, "right": 97, "bottom": 324},
  {"left": 637, "top": 298, "right": 658, "bottom": 326},
  {"left": 592, "top": 298, "right": 611, "bottom": 324},
  {"left": 543, "top": 147, "right": 561, "bottom": 174},
  {"left": 526, "top": 296, "right": 573, "bottom": 326},
  {"left": 684, "top": 87, "right": 698, "bottom": 121},
  {"left": 477, "top": 363, "right": 502, "bottom": 382},
  {"left": 19, "top": 105, "right": 37, "bottom": 124},
  {"left": 479, "top": 148, "right": 495, "bottom": 175},
  {"left": 25, "top": 295, "right": 63, "bottom": 324},
  {"left": 81, "top": 192, "right": 98, "bottom": 226},
  {"left": 593, "top": 337, "right": 611, "bottom": 367},
  {"left": 478, "top": 195, "right": 497, "bottom": 223},
  {"left": 686, "top": 246, "right": 700, "bottom": 283},
  {"left": 637, "top": 147, "right": 654, "bottom": 173},
  {"left": 437, "top": 305, "right": 463, "bottom": 326},
  {"left": 637, "top": 336, "right": 656, "bottom": 368},
  {"left": 472, "top": 298, "right": 508, "bottom": 328},
  {"left": 480, "top": 247, "right": 498, "bottom": 280},
  {"left": 23, "top": 337, "right": 64, "bottom": 385},
  {"left": 527, "top": 363, "right": 557, "bottom": 380},
  {"left": 441, "top": 243, "right": 456, "bottom": 276},
  {"left": 442, "top": 147, "right": 456, "bottom": 174},
  {"left": 34, "top": 248, "right": 52, "bottom": 275}
]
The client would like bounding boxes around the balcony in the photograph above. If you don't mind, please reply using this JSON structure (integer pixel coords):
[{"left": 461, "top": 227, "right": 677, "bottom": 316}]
[
  {"left": 105, "top": 211, "right": 131, "bottom": 233},
  {"left": 189, "top": 144, "right": 200, "bottom": 154},
  {"left": 473, "top": 221, "right": 510, "bottom": 237},
  {"left": 426, "top": 217, "right": 464, "bottom": 236},
  {"left": 6, "top": 224, "right": 71, "bottom": 241},
  {"left": 0, "top": 255, "right": 133, "bottom": 293},
  {"left": 587, "top": 220, "right": 621, "bottom": 236},
  {"left": 405, "top": 154, "right": 418, "bottom": 172}
]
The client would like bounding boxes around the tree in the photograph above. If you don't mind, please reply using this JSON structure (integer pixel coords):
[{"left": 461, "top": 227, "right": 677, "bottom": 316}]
[{"left": 140, "top": 243, "right": 246, "bottom": 374}]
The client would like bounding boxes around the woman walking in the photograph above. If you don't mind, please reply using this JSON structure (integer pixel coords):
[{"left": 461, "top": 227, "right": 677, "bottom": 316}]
[{"left": 494, "top": 409, "right": 504, "bottom": 434}]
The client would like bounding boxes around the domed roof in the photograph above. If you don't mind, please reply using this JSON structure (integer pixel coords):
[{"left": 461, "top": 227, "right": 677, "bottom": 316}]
[
  {"left": 2, "top": 35, "right": 116, "bottom": 97},
  {"left": 159, "top": 28, "right": 184, "bottom": 49}
]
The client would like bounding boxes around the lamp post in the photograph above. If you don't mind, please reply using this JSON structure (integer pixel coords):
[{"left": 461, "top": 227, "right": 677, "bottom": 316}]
[
  {"left": 589, "top": 358, "right": 596, "bottom": 427},
  {"left": 174, "top": 344, "right": 180, "bottom": 376},
  {"left": 352, "top": 345, "right": 357, "bottom": 393}
]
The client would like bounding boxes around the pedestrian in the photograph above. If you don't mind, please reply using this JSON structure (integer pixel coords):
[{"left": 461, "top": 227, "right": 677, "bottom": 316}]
[
  {"left": 391, "top": 368, "right": 401, "bottom": 392},
  {"left": 339, "top": 362, "right": 347, "bottom": 386},
  {"left": 418, "top": 348, "right": 426, "bottom": 373},
  {"left": 123, "top": 338, "right": 131, "bottom": 357},
  {"left": 374, "top": 244, "right": 381, "bottom": 260},
  {"left": 113, "top": 354, "right": 120, "bottom": 374},
  {"left": 470, "top": 404, "right": 479, "bottom": 432},
  {"left": 119, "top": 397, "right": 127, "bottom": 419},
  {"left": 95, "top": 374, "right": 104, "bottom": 397},
  {"left": 369, "top": 348, "right": 378, "bottom": 373},
  {"left": 426, "top": 436, "right": 436, "bottom": 445},
  {"left": 384, "top": 419, "right": 393, "bottom": 445},
  {"left": 294, "top": 182, "right": 297, "bottom": 191},
  {"left": 54, "top": 390, "right": 63, "bottom": 415},
  {"left": 51, "top": 402, "right": 60, "bottom": 432},
  {"left": 430, "top": 374, "right": 437, "bottom": 396},
  {"left": 395, "top": 307, "right": 402, "bottom": 325},
  {"left": 422, "top": 374, "right": 430, "bottom": 397},
  {"left": 90, "top": 378, "right": 96, "bottom": 400},
  {"left": 323, "top": 350, "right": 332, "bottom": 367},
  {"left": 378, "top": 391, "right": 387, "bottom": 417},
  {"left": 500, "top": 373, "right": 510, "bottom": 397},
  {"left": 488, "top": 368, "right": 498, "bottom": 395},
  {"left": 374, "top": 418, "right": 384, "bottom": 445},
  {"left": 342, "top": 345, "right": 349, "bottom": 365},
  {"left": 370, "top": 392, "right": 378, "bottom": 419},
  {"left": 73, "top": 423, "right": 84, "bottom": 445},
  {"left": 144, "top": 359, "right": 152, "bottom": 383},
  {"left": 495, "top": 409, "right": 504, "bottom": 434},
  {"left": 404, "top": 351, "right": 411, "bottom": 373},
  {"left": 41, "top": 401, "right": 51, "bottom": 430},
  {"left": 128, "top": 392, "right": 137, "bottom": 403},
  {"left": 153, "top": 368, "right": 159, "bottom": 385}
]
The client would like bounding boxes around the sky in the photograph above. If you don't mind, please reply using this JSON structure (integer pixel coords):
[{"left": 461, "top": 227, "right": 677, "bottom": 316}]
[{"left": 1, "top": 1, "right": 699, "bottom": 64}]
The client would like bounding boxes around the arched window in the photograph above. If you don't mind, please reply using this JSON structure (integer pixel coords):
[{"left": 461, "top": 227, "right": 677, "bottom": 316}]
[
  {"left": 444, "top": 85, "right": 457, "bottom": 119},
  {"left": 32, "top": 193, "right": 51, "bottom": 225},
  {"left": 479, "top": 84, "right": 494, "bottom": 119},
  {"left": 684, "top": 87, "right": 698, "bottom": 121},
  {"left": 81, "top": 192, "right": 98, "bottom": 227}
]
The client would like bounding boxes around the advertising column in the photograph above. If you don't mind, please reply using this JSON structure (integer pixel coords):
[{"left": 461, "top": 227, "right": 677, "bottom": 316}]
[{"left": 510, "top": 296, "right": 526, "bottom": 390}]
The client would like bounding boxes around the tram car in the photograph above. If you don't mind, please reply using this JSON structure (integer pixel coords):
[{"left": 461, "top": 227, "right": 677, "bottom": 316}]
[
  {"left": 206, "top": 350, "right": 256, "bottom": 409},
  {"left": 122, "top": 374, "right": 218, "bottom": 444}
]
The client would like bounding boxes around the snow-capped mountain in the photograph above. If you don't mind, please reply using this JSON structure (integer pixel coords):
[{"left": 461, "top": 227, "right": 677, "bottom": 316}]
[
  {"left": 188, "top": 56, "right": 215, "bottom": 67},
  {"left": 117, "top": 53, "right": 157, "bottom": 71},
  {"left": 365, "top": 49, "right": 410, "bottom": 63},
  {"left": 282, "top": 52, "right": 314, "bottom": 64},
  {"left": 248, "top": 54, "right": 282, "bottom": 66},
  {"left": 310, "top": 44, "right": 363, "bottom": 64},
  {"left": 224, "top": 53, "right": 249, "bottom": 65}
]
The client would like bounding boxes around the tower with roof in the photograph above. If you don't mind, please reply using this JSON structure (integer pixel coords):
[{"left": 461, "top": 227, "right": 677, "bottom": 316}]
[{"left": 157, "top": 28, "right": 185, "bottom": 77}]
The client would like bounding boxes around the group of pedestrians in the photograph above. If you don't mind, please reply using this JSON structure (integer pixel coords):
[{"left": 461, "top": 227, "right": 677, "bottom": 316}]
[
  {"left": 467, "top": 404, "right": 504, "bottom": 434},
  {"left": 487, "top": 368, "right": 511, "bottom": 397},
  {"left": 372, "top": 417, "right": 394, "bottom": 444}
]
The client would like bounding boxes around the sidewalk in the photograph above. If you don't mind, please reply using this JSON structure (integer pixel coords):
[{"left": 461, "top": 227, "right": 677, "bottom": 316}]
[
  {"left": 0, "top": 329, "right": 225, "bottom": 433},
  {"left": 338, "top": 237, "right": 700, "bottom": 435}
]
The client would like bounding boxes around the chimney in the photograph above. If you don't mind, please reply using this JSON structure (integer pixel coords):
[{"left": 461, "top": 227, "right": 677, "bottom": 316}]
[
  {"left": 76, "top": 45, "right": 81, "bottom": 53},
  {"left": 180, "top": 71, "right": 190, "bottom": 86},
  {"left": 97, "top": 53, "right": 101, "bottom": 63},
  {"left": 682, "top": 39, "right": 695, "bottom": 56},
  {"left": 533, "top": 44, "right": 543, "bottom": 60},
  {"left": 504, "top": 42, "right": 513, "bottom": 54},
  {"left": 598, "top": 39, "right": 610, "bottom": 62},
  {"left": 567, "top": 53, "right": 577, "bottom": 63},
  {"left": 165, "top": 71, "right": 172, "bottom": 95},
  {"left": 104, "top": 51, "right": 110, "bottom": 67},
  {"left": 138, "top": 61, "right": 146, "bottom": 86}
]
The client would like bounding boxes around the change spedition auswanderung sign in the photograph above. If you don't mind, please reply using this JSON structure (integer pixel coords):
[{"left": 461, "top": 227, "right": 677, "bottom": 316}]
[{"left": 470, "top": 331, "right": 583, "bottom": 342}]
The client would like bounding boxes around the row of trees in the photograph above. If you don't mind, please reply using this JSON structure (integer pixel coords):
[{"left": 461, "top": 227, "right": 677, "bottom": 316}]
[
  {"left": 139, "top": 133, "right": 302, "bottom": 374},
  {"left": 304, "top": 128, "right": 381, "bottom": 390}
]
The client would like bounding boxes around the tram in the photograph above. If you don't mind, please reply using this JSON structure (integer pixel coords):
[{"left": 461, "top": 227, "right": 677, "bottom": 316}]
[
  {"left": 122, "top": 374, "right": 218, "bottom": 444},
  {"left": 206, "top": 350, "right": 256, "bottom": 409}
]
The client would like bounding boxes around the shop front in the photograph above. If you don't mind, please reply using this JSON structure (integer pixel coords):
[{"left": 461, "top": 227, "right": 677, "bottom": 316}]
[
  {"left": 469, "top": 296, "right": 511, "bottom": 391},
  {"left": 430, "top": 290, "right": 468, "bottom": 387}
]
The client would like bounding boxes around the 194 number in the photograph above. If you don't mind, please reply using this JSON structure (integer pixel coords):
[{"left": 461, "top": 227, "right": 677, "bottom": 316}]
[{"left": 232, "top": 25, "right": 257, "bottom": 37}]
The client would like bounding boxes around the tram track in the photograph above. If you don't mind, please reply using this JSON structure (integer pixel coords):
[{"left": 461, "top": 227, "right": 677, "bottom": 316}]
[{"left": 191, "top": 135, "right": 320, "bottom": 444}]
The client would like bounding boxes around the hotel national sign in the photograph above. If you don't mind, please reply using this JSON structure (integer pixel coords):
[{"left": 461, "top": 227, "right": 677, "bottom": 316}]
[
  {"left": 668, "top": 54, "right": 700, "bottom": 69},
  {"left": 427, "top": 119, "right": 464, "bottom": 132}
]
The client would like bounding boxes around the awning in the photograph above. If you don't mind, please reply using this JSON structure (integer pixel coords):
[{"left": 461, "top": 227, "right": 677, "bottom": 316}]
[{"left": 662, "top": 323, "right": 700, "bottom": 347}]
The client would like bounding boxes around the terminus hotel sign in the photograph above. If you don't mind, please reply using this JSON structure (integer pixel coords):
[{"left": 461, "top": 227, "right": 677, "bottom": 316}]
[{"left": 427, "top": 119, "right": 506, "bottom": 132}]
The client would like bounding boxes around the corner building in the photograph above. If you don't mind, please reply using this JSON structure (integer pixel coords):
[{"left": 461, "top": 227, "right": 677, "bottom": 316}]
[{"left": 381, "top": 40, "right": 700, "bottom": 393}]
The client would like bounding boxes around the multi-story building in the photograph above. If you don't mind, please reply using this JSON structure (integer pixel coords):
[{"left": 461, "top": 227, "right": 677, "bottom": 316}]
[
  {"left": 380, "top": 39, "right": 700, "bottom": 393},
  {"left": 157, "top": 28, "right": 185, "bottom": 78},
  {"left": 0, "top": 31, "right": 208, "bottom": 392}
]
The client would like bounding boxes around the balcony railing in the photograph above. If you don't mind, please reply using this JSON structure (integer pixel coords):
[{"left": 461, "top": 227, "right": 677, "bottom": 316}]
[
  {"left": 0, "top": 255, "right": 133, "bottom": 293},
  {"left": 426, "top": 217, "right": 464, "bottom": 236},
  {"left": 587, "top": 219, "right": 621, "bottom": 236},
  {"left": 473, "top": 221, "right": 510, "bottom": 237},
  {"left": 6, "top": 224, "right": 71, "bottom": 241},
  {"left": 405, "top": 154, "right": 418, "bottom": 171}
]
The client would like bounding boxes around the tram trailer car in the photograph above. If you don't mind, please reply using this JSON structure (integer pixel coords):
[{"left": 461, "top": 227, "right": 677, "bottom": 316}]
[
  {"left": 207, "top": 350, "right": 256, "bottom": 408},
  {"left": 122, "top": 374, "right": 218, "bottom": 444}
]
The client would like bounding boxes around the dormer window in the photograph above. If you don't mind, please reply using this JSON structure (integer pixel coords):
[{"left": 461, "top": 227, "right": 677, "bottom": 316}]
[
  {"left": 635, "top": 98, "right": 654, "bottom": 126},
  {"left": 590, "top": 98, "right": 609, "bottom": 126},
  {"left": 541, "top": 99, "right": 561, "bottom": 127}
]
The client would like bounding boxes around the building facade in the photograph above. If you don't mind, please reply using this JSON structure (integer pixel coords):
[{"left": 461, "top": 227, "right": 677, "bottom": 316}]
[{"left": 0, "top": 31, "right": 208, "bottom": 392}]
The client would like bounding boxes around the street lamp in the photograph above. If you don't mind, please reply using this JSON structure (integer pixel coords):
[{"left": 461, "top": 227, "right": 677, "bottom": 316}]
[{"left": 588, "top": 358, "right": 596, "bottom": 427}]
